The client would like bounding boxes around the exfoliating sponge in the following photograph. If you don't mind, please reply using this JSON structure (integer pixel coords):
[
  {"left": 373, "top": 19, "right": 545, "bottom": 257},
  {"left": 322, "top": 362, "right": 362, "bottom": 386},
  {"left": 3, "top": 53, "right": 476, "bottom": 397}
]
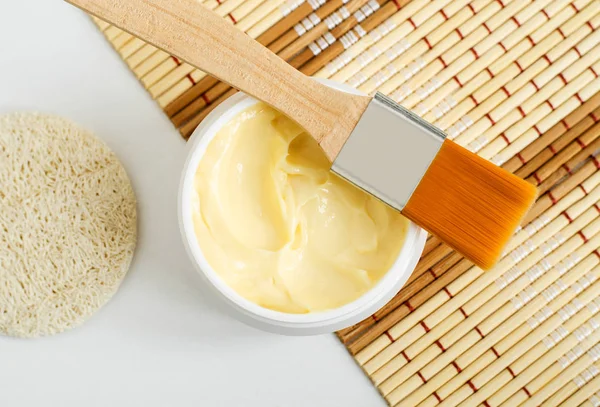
[{"left": 0, "top": 112, "right": 137, "bottom": 338}]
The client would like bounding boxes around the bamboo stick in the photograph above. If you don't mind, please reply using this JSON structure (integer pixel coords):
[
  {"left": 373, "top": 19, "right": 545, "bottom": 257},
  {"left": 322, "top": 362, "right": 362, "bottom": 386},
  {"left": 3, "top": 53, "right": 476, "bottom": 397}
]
[
  {"left": 91, "top": 15, "right": 110, "bottom": 31},
  {"left": 392, "top": 0, "right": 582, "bottom": 109},
  {"left": 436, "top": 14, "right": 600, "bottom": 132},
  {"left": 529, "top": 121, "right": 600, "bottom": 185},
  {"left": 484, "top": 299, "right": 600, "bottom": 406},
  {"left": 349, "top": 0, "right": 471, "bottom": 91},
  {"left": 452, "top": 23, "right": 600, "bottom": 146},
  {"left": 288, "top": 0, "right": 390, "bottom": 69},
  {"left": 377, "top": 0, "right": 533, "bottom": 99},
  {"left": 347, "top": 260, "right": 472, "bottom": 354},
  {"left": 282, "top": 0, "right": 386, "bottom": 61},
  {"left": 527, "top": 360, "right": 600, "bottom": 406},
  {"left": 505, "top": 94, "right": 600, "bottom": 175},
  {"left": 478, "top": 65, "right": 600, "bottom": 161},
  {"left": 527, "top": 159, "right": 599, "bottom": 222},
  {"left": 179, "top": 88, "right": 238, "bottom": 137},
  {"left": 334, "top": 0, "right": 501, "bottom": 85},
  {"left": 346, "top": 257, "right": 473, "bottom": 354},
  {"left": 338, "top": 237, "right": 448, "bottom": 344},
  {"left": 476, "top": 79, "right": 600, "bottom": 170},
  {"left": 204, "top": 0, "right": 239, "bottom": 11},
  {"left": 254, "top": 0, "right": 322, "bottom": 45},
  {"left": 356, "top": 166, "right": 600, "bottom": 366},
  {"left": 298, "top": 0, "right": 403, "bottom": 75},
  {"left": 268, "top": 0, "right": 350, "bottom": 53},
  {"left": 435, "top": 274, "right": 600, "bottom": 407},
  {"left": 372, "top": 196, "right": 600, "bottom": 392},
  {"left": 417, "top": 3, "right": 595, "bottom": 121},
  {"left": 398, "top": 236, "right": 600, "bottom": 406},
  {"left": 383, "top": 208, "right": 600, "bottom": 404},
  {"left": 314, "top": 0, "right": 431, "bottom": 78},
  {"left": 353, "top": 0, "right": 489, "bottom": 91},
  {"left": 413, "top": 268, "right": 600, "bottom": 407},
  {"left": 537, "top": 135, "right": 600, "bottom": 195}
]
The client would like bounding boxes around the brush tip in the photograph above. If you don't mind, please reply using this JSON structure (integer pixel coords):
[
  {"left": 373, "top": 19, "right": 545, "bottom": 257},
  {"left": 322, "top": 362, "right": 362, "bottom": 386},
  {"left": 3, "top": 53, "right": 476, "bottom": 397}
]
[{"left": 403, "top": 140, "right": 537, "bottom": 270}]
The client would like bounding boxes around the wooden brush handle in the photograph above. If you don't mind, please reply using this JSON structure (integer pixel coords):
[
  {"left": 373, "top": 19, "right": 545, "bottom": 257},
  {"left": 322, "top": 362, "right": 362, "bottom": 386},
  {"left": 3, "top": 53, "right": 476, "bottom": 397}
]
[{"left": 66, "top": 0, "right": 371, "bottom": 159}]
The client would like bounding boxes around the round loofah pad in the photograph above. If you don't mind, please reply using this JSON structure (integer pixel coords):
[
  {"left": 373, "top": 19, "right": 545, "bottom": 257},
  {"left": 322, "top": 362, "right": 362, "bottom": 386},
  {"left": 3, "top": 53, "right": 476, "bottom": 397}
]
[{"left": 0, "top": 113, "right": 137, "bottom": 338}]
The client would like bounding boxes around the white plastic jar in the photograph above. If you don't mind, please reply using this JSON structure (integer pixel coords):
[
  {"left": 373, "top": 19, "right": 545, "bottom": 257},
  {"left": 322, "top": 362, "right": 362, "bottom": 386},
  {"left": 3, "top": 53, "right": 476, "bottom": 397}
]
[{"left": 178, "top": 80, "right": 427, "bottom": 335}]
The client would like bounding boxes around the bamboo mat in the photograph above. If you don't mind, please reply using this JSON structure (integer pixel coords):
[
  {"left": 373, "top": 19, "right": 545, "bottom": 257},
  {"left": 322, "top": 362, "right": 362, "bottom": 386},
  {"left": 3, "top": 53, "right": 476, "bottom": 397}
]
[{"left": 91, "top": 0, "right": 600, "bottom": 405}]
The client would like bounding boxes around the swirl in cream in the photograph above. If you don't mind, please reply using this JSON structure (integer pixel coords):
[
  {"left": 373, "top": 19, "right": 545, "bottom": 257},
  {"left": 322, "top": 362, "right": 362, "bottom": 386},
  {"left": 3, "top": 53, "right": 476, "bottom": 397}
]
[{"left": 192, "top": 103, "right": 408, "bottom": 313}]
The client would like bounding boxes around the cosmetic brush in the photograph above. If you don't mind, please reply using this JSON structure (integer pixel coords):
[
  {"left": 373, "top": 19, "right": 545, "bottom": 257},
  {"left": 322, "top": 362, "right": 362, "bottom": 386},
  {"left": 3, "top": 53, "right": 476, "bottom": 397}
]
[{"left": 66, "top": 0, "right": 537, "bottom": 270}]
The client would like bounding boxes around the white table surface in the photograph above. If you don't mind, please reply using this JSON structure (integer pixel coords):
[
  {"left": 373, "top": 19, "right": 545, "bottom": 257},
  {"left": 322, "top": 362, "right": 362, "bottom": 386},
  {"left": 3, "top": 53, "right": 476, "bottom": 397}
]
[{"left": 0, "top": 2, "right": 386, "bottom": 406}]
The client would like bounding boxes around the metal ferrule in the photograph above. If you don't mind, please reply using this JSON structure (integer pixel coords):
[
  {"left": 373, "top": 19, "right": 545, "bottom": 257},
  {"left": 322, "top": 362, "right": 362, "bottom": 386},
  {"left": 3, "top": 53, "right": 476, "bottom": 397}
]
[{"left": 331, "top": 92, "right": 446, "bottom": 211}]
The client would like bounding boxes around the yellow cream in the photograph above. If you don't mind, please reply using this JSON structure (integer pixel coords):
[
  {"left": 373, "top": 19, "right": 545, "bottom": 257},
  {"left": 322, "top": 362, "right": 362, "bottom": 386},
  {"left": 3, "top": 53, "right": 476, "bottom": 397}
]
[{"left": 192, "top": 103, "right": 409, "bottom": 313}]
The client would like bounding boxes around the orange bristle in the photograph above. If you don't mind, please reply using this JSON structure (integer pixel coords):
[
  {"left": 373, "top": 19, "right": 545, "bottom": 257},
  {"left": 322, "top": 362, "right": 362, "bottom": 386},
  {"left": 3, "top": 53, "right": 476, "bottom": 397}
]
[{"left": 402, "top": 140, "right": 538, "bottom": 270}]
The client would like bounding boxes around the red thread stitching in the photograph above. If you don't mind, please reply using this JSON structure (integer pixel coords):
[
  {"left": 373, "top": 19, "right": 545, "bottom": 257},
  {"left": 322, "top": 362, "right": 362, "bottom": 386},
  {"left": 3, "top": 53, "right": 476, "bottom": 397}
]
[
  {"left": 401, "top": 350, "right": 411, "bottom": 362},
  {"left": 424, "top": 37, "right": 433, "bottom": 50},
  {"left": 515, "top": 60, "right": 524, "bottom": 72},
  {"left": 467, "top": 380, "right": 478, "bottom": 392},
  {"left": 558, "top": 73, "right": 568, "bottom": 85},
  {"left": 475, "top": 326, "right": 485, "bottom": 338}
]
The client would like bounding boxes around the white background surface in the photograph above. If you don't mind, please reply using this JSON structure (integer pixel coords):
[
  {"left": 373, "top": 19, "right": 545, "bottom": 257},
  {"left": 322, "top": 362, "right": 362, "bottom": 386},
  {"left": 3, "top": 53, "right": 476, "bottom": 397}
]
[{"left": 0, "top": 1, "right": 386, "bottom": 406}]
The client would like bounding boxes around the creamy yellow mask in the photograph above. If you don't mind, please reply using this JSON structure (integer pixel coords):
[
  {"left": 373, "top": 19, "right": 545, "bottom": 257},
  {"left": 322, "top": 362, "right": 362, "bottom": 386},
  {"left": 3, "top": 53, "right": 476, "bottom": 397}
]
[{"left": 192, "top": 103, "right": 409, "bottom": 313}]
